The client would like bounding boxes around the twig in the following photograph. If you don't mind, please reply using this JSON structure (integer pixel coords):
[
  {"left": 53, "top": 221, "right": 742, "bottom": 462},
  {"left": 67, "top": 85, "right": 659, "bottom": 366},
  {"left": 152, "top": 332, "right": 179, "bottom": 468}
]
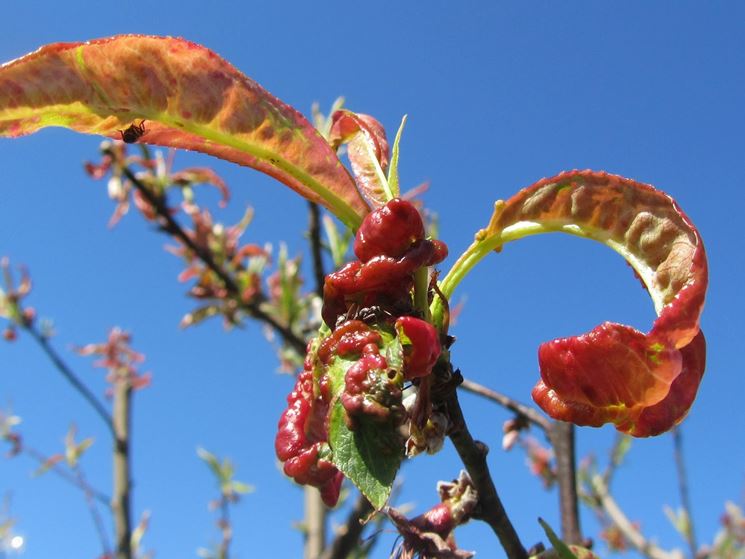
[
  {"left": 23, "top": 325, "right": 114, "bottom": 436},
  {"left": 672, "top": 428, "right": 698, "bottom": 557},
  {"left": 112, "top": 379, "right": 133, "bottom": 559},
  {"left": 319, "top": 493, "right": 375, "bottom": 559},
  {"left": 591, "top": 474, "right": 683, "bottom": 559},
  {"left": 122, "top": 167, "right": 306, "bottom": 355},
  {"left": 218, "top": 494, "right": 233, "bottom": 559},
  {"left": 548, "top": 422, "right": 582, "bottom": 544},
  {"left": 19, "top": 445, "right": 110, "bottom": 506},
  {"left": 602, "top": 432, "right": 630, "bottom": 487},
  {"left": 459, "top": 378, "right": 551, "bottom": 432},
  {"left": 445, "top": 387, "right": 527, "bottom": 559},
  {"left": 75, "top": 465, "right": 112, "bottom": 557}
]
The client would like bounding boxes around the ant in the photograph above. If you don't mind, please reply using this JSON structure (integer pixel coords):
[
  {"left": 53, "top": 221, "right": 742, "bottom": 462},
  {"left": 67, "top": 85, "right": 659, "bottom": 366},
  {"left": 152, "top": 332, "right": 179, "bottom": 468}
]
[{"left": 118, "top": 120, "right": 147, "bottom": 143}]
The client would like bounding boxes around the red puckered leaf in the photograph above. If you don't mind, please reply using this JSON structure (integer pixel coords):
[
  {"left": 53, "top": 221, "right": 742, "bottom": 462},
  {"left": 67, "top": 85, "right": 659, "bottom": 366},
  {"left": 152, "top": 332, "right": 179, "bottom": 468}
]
[
  {"left": 439, "top": 170, "right": 708, "bottom": 437},
  {"left": 0, "top": 35, "right": 368, "bottom": 228},
  {"left": 498, "top": 171, "right": 709, "bottom": 436},
  {"left": 329, "top": 110, "right": 390, "bottom": 207}
]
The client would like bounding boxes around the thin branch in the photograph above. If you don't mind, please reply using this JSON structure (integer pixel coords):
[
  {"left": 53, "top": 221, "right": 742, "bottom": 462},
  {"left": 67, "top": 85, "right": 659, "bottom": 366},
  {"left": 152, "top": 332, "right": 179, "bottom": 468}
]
[
  {"left": 19, "top": 445, "right": 110, "bottom": 506},
  {"left": 23, "top": 325, "right": 114, "bottom": 436},
  {"left": 218, "top": 494, "right": 233, "bottom": 559},
  {"left": 602, "top": 432, "right": 630, "bottom": 487},
  {"left": 75, "top": 465, "right": 112, "bottom": 557},
  {"left": 307, "top": 201, "right": 326, "bottom": 298},
  {"left": 591, "top": 474, "right": 683, "bottom": 559},
  {"left": 445, "top": 385, "right": 527, "bottom": 559},
  {"left": 548, "top": 422, "right": 582, "bottom": 545},
  {"left": 320, "top": 493, "right": 375, "bottom": 559},
  {"left": 459, "top": 378, "right": 551, "bottom": 432},
  {"left": 672, "top": 427, "right": 698, "bottom": 557},
  {"left": 122, "top": 167, "right": 306, "bottom": 355}
]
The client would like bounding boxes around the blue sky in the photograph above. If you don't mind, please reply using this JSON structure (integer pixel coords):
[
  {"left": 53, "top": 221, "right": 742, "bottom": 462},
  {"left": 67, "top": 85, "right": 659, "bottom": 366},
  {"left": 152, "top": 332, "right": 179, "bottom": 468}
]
[{"left": 1, "top": 2, "right": 744, "bottom": 558}]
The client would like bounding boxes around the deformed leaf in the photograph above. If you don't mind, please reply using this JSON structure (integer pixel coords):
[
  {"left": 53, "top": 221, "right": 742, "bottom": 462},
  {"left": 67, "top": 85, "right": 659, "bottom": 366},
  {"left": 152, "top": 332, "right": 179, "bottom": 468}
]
[
  {"left": 328, "top": 401, "right": 403, "bottom": 510},
  {"left": 0, "top": 35, "right": 368, "bottom": 228},
  {"left": 438, "top": 170, "right": 708, "bottom": 437},
  {"left": 330, "top": 110, "right": 391, "bottom": 207}
]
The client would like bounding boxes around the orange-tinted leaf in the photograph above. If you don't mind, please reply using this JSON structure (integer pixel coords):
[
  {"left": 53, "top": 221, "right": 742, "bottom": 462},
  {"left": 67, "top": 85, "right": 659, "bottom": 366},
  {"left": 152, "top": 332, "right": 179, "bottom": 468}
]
[
  {"left": 0, "top": 35, "right": 368, "bottom": 227},
  {"left": 440, "top": 170, "right": 708, "bottom": 436},
  {"left": 330, "top": 110, "right": 390, "bottom": 207}
]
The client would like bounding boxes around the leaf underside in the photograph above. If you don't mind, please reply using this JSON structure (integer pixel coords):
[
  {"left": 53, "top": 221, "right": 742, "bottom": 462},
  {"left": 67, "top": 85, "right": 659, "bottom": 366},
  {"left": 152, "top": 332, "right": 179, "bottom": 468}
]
[
  {"left": 0, "top": 35, "right": 369, "bottom": 227},
  {"left": 473, "top": 170, "right": 708, "bottom": 436}
]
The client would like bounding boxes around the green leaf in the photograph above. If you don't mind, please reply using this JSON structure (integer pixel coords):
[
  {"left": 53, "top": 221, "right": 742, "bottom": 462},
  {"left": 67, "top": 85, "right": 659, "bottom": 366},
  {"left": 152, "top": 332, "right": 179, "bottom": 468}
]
[
  {"left": 538, "top": 518, "right": 578, "bottom": 559},
  {"left": 387, "top": 115, "right": 407, "bottom": 198},
  {"left": 197, "top": 447, "right": 222, "bottom": 479},
  {"left": 0, "top": 35, "right": 369, "bottom": 228},
  {"left": 328, "top": 401, "right": 403, "bottom": 510}
]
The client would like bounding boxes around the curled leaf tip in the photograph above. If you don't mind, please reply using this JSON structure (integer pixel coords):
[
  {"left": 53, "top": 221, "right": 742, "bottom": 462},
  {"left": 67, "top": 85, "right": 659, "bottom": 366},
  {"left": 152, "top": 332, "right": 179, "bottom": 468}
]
[{"left": 491, "top": 170, "right": 707, "bottom": 436}]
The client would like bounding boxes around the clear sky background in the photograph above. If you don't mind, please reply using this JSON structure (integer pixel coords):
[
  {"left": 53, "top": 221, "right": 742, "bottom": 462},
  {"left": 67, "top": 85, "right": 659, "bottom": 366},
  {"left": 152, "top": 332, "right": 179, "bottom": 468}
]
[{"left": 1, "top": 2, "right": 743, "bottom": 558}]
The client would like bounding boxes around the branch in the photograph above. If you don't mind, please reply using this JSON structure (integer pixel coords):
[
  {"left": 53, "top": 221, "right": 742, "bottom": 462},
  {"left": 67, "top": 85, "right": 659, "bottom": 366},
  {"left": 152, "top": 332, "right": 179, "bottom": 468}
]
[
  {"left": 304, "top": 487, "right": 326, "bottom": 559},
  {"left": 591, "top": 474, "right": 683, "bottom": 559},
  {"left": 445, "top": 383, "right": 527, "bottom": 559},
  {"left": 548, "top": 422, "right": 582, "bottom": 545},
  {"left": 23, "top": 325, "right": 114, "bottom": 436},
  {"left": 672, "top": 428, "right": 698, "bottom": 557},
  {"left": 459, "top": 378, "right": 551, "bottom": 432},
  {"left": 319, "top": 493, "right": 375, "bottom": 559},
  {"left": 112, "top": 380, "right": 133, "bottom": 559},
  {"left": 307, "top": 201, "right": 326, "bottom": 298},
  {"left": 122, "top": 167, "right": 306, "bottom": 355}
]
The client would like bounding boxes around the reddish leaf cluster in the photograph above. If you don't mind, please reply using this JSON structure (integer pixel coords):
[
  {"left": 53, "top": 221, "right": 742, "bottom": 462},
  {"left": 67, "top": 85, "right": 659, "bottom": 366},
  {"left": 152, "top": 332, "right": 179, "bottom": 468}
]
[
  {"left": 276, "top": 199, "right": 448, "bottom": 504},
  {"left": 76, "top": 328, "right": 151, "bottom": 392}
]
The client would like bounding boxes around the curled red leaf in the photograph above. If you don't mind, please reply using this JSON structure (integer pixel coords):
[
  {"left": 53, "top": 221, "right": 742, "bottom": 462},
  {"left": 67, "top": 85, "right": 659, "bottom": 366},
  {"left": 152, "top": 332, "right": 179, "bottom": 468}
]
[{"left": 488, "top": 170, "right": 708, "bottom": 436}]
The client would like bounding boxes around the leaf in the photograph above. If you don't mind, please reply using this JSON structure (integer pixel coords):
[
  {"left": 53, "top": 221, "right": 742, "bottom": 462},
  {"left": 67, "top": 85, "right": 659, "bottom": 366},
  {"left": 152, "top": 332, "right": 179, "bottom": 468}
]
[
  {"left": 436, "top": 170, "right": 708, "bottom": 437},
  {"left": 387, "top": 115, "right": 407, "bottom": 198},
  {"left": 328, "top": 401, "right": 403, "bottom": 510},
  {"left": 0, "top": 35, "right": 368, "bottom": 228},
  {"left": 33, "top": 453, "right": 63, "bottom": 477},
  {"left": 325, "top": 330, "right": 404, "bottom": 509},
  {"left": 330, "top": 110, "right": 392, "bottom": 207},
  {"left": 197, "top": 447, "right": 222, "bottom": 479},
  {"left": 538, "top": 518, "right": 578, "bottom": 559}
]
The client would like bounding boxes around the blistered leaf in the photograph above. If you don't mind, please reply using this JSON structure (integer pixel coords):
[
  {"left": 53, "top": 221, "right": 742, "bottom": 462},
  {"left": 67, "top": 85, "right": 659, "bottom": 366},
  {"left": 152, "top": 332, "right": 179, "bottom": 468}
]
[
  {"left": 438, "top": 170, "right": 708, "bottom": 437},
  {"left": 0, "top": 35, "right": 368, "bottom": 228},
  {"left": 326, "top": 332, "right": 404, "bottom": 509},
  {"left": 330, "top": 110, "right": 391, "bottom": 207},
  {"left": 328, "top": 401, "right": 403, "bottom": 510}
]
